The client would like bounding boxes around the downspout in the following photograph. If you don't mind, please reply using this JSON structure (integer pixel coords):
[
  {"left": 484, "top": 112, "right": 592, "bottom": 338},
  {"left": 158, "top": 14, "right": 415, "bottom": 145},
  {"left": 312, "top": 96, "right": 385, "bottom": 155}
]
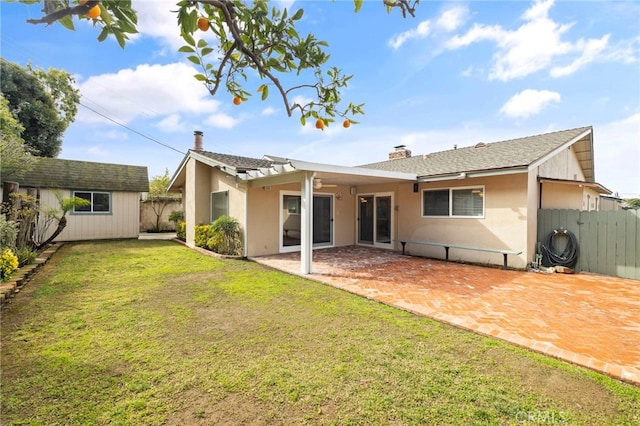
[{"left": 538, "top": 181, "right": 543, "bottom": 209}]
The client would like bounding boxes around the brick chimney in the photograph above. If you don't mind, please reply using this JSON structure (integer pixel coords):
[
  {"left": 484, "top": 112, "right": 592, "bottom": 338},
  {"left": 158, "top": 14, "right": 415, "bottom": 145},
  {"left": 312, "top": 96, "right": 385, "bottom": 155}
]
[
  {"left": 389, "top": 145, "right": 411, "bottom": 160},
  {"left": 193, "top": 130, "right": 204, "bottom": 151}
]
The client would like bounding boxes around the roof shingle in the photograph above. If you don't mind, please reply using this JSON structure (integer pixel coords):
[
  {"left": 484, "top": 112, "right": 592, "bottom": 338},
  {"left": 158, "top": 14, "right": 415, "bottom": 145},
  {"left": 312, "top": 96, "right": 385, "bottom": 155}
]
[
  {"left": 3, "top": 157, "right": 149, "bottom": 192},
  {"left": 360, "top": 126, "right": 592, "bottom": 177}
]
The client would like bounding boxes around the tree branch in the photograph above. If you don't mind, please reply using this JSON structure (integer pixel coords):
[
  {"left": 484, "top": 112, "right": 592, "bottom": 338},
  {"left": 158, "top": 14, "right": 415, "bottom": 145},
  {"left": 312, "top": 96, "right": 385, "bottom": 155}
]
[{"left": 26, "top": 0, "right": 100, "bottom": 25}]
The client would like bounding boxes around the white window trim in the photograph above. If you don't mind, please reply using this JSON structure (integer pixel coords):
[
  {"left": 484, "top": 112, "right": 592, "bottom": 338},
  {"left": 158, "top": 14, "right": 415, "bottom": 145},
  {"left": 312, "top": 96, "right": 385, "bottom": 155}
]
[
  {"left": 279, "top": 190, "right": 335, "bottom": 253},
  {"left": 422, "top": 185, "right": 485, "bottom": 219},
  {"left": 72, "top": 190, "right": 112, "bottom": 214}
]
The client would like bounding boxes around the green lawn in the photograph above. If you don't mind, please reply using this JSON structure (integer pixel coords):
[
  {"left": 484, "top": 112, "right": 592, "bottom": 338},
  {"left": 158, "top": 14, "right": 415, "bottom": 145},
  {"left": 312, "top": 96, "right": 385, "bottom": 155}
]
[{"left": 1, "top": 240, "right": 638, "bottom": 425}]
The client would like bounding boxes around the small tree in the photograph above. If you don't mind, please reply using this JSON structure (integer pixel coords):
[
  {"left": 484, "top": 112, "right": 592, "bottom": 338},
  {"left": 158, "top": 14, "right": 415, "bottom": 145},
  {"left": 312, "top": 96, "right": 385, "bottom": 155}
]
[
  {"left": 35, "top": 191, "right": 90, "bottom": 249},
  {"left": 625, "top": 198, "right": 640, "bottom": 209},
  {"left": 146, "top": 169, "right": 181, "bottom": 232}
]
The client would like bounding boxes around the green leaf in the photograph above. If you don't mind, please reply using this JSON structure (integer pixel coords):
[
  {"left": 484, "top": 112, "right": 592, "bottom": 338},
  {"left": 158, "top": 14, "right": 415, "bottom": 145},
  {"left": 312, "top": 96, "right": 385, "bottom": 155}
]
[
  {"left": 59, "top": 15, "right": 74, "bottom": 31},
  {"left": 261, "top": 85, "right": 269, "bottom": 101},
  {"left": 354, "top": 0, "right": 364, "bottom": 13},
  {"left": 183, "top": 32, "right": 196, "bottom": 47},
  {"left": 201, "top": 47, "right": 214, "bottom": 56},
  {"left": 291, "top": 8, "right": 304, "bottom": 21},
  {"left": 194, "top": 74, "right": 207, "bottom": 81},
  {"left": 187, "top": 56, "right": 201, "bottom": 65},
  {"left": 97, "top": 27, "right": 109, "bottom": 42},
  {"left": 197, "top": 39, "right": 207, "bottom": 48},
  {"left": 178, "top": 46, "right": 196, "bottom": 53}
]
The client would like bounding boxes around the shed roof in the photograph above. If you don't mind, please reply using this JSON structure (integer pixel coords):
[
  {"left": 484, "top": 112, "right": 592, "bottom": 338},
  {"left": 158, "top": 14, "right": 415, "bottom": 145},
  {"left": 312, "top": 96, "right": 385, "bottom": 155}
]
[
  {"left": 361, "top": 126, "right": 594, "bottom": 181},
  {"left": 3, "top": 157, "right": 149, "bottom": 192}
]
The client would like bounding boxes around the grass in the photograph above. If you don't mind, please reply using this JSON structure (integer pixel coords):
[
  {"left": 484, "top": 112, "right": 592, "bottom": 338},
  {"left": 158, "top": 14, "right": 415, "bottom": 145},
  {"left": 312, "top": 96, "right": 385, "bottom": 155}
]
[{"left": 1, "top": 240, "right": 638, "bottom": 425}]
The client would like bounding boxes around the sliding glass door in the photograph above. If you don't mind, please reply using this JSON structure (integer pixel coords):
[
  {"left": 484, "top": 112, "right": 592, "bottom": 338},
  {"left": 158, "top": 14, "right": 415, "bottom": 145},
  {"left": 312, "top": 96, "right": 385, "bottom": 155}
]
[
  {"left": 358, "top": 193, "right": 393, "bottom": 248},
  {"left": 280, "top": 192, "right": 333, "bottom": 252}
]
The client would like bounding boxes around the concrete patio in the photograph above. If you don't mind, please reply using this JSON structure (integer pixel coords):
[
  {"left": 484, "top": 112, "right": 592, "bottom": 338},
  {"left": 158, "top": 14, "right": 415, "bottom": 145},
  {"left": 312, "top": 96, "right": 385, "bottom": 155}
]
[{"left": 251, "top": 246, "right": 640, "bottom": 386}]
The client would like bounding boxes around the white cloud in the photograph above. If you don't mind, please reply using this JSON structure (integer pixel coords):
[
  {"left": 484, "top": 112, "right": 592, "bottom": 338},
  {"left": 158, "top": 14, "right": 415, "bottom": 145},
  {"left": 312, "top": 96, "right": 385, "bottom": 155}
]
[
  {"left": 499, "top": 89, "right": 561, "bottom": 118},
  {"left": 436, "top": 6, "right": 468, "bottom": 32},
  {"left": 262, "top": 107, "right": 277, "bottom": 116},
  {"left": 550, "top": 35, "right": 610, "bottom": 77},
  {"left": 134, "top": 2, "right": 184, "bottom": 51},
  {"left": 157, "top": 114, "right": 187, "bottom": 132},
  {"left": 445, "top": 0, "right": 614, "bottom": 81},
  {"left": 389, "top": 20, "right": 431, "bottom": 50},
  {"left": 388, "top": 5, "right": 468, "bottom": 50},
  {"left": 77, "top": 62, "right": 220, "bottom": 124},
  {"left": 594, "top": 113, "right": 640, "bottom": 196},
  {"left": 205, "top": 113, "right": 238, "bottom": 129}
]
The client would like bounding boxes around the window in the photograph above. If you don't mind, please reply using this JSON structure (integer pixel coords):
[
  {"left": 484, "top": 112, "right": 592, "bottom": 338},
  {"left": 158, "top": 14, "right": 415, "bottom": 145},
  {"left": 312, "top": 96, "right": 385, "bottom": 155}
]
[
  {"left": 211, "top": 191, "right": 228, "bottom": 222},
  {"left": 423, "top": 187, "right": 484, "bottom": 218},
  {"left": 73, "top": 191, "right": 111, "bottom": 213}
]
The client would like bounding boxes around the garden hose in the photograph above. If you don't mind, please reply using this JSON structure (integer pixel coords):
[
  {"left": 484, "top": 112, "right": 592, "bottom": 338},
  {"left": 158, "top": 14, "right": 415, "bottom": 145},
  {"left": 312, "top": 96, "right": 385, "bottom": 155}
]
[{"left": 541, "top": 228, "right": 579, "bottom": 269}]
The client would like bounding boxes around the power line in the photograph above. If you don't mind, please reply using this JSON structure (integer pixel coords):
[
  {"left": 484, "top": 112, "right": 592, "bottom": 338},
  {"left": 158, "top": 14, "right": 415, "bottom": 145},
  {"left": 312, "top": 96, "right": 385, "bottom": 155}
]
[{"left": 79, "top": 102, "right": 186, "bottom": 155}]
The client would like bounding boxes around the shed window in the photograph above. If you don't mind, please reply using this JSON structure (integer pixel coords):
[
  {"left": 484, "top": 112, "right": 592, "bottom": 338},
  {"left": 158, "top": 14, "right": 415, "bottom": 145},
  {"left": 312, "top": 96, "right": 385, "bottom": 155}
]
[
  {"left": 73, "top": 191, "right": 111, "bottom": 213},
  {"left": 211, "top": 191, "right": 228, "bottom": 222},
  {"left": 423, "top": 187, "right": 484, "bottom": 218}
]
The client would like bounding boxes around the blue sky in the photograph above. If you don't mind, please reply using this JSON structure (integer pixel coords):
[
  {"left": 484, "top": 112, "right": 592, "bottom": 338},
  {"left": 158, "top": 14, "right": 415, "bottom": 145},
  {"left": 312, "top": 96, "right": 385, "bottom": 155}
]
[{"left": 2, "top": 0, "right": 639, "bottom": 197}]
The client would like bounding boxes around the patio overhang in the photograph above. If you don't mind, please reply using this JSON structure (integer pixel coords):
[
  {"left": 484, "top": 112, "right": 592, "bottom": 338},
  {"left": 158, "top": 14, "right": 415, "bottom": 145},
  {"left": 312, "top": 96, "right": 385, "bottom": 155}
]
[
  {"left": 242, "top": 157, "right": 418, "bottom": 188},
  {"left": 240, "top": 157, "right": 417, "bottom": 275}
]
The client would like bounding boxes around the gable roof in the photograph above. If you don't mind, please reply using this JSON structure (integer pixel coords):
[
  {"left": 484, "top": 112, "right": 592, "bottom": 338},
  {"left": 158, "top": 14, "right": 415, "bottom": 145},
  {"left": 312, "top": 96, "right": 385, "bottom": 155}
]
[
  {"left": 197, "top": 151, "right": 284, "bottom": 171},
  {"left": 361, "top": 126, "right": 594, "bottom": 181},
  {"left": 2, "top": 157, "right": 149, "bottom": 192}
]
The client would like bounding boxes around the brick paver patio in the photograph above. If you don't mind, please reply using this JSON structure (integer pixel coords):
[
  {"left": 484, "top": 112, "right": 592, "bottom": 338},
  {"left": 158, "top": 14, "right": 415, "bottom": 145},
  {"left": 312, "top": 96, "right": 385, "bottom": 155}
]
[{"left": 252, "top": 246, "right": 640, "bottom": 386}]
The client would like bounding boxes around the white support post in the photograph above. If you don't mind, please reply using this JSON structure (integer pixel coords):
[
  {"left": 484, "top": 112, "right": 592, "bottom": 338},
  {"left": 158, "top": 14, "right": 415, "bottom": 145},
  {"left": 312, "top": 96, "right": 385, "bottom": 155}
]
[{"left": 300, "top": 171, "right": 315, "bottom": 274}]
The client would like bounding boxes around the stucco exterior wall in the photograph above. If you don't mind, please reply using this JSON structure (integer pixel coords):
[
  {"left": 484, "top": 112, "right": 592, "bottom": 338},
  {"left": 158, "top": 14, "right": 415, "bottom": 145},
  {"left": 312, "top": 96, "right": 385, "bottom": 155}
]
[
  {"left": 37, "top": 189, "right": 141, "bottom": 241},
  {"left": 395, "top": 174, "right": 529, "bottom": 268},
  {"left": 245, "top": 182, "right": 358, "bottom": 257},
  {"left": 540, "top": 182, "right": 585, "bottom": 210}
]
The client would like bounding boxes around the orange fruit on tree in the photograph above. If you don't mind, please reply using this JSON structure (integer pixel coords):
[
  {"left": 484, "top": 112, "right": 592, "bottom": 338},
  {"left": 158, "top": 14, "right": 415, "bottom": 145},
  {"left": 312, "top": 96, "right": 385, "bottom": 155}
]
[
  {"left": 343, "top": 119, "right": 351, "bottom": 128},
  {"left": 315, "top": 119, "right": 325, "bottom": 130},
  {"left": 232, "top": 95, "right": 242, "bottom": 105},
  {"left": 86, "top": 4, "right": 100, "bottom": 18},
  {"left": 197, "top": 17, "right": 210, "bottom": 31}
]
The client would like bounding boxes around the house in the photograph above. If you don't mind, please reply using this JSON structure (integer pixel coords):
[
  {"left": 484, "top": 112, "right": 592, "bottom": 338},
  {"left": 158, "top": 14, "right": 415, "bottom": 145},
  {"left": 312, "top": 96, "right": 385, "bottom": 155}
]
[
  {"left": 168, "top": 126, "right": 611, "bottom": 273},
  {"left": 1, "top": 157, "right": 149, "bottom": 242}
]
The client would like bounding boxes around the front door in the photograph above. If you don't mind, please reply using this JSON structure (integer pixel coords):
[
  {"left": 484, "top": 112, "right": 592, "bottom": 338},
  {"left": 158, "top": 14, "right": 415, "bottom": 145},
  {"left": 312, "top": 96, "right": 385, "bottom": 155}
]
[{"left": 358, "top": 193, "right": 393, "bottom": 248}]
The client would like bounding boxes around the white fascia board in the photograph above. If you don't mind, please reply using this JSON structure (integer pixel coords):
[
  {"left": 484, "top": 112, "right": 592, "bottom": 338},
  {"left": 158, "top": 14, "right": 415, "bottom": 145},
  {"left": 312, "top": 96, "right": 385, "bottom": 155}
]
[
  {"left": 418, "top": 167, "right": 527, "bottom": 182},
  {"left": 287, "top": 158, "right": 417, "bottom": 181},
  {"left": 528, "top": 128, "right": 592, "bottom": 172},
  {"left": 249, "top": 170, "right": 306, "bottom": 187}
]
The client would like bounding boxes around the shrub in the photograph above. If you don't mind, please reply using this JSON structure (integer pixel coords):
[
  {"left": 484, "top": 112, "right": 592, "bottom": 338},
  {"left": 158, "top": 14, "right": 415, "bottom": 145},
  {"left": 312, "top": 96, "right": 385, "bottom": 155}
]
[
  {"left": 169, "top": 210, "right": 184, "bottom": 225},
  {"left": 0, "top": 248, "right": 19, "bottom": 282},
  {"left": 0, "top": 214, "right": 18, "bottom": 250},
  {"left": 208, "top": 215, "right": 243, "bottom": 256},
  {"left": 194, "top": 224, "right": 215, "bottom": 248},
  {"left": 176, "top": 221, "right": 186, "bottom": 241},
  {"left": 15, "top": 246, "right": 37, "bottom": 267}
]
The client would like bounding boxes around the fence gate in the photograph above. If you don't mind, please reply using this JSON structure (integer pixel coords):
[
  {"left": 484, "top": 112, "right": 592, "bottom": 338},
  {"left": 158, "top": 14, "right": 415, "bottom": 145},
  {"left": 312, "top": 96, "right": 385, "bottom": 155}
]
[{"left": 537, "top": 209, "right": 639, "bottom": 280}]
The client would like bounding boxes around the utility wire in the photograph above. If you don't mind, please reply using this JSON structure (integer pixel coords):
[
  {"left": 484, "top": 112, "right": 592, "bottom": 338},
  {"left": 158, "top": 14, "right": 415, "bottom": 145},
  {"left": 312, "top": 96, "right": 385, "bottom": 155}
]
[{"left": 79, "top": 102, "right": 186, "bottom": 155}]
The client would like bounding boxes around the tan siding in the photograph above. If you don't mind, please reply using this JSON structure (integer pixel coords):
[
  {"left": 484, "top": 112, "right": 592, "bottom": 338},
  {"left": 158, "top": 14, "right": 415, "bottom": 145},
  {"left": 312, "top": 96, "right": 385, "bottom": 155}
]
[
  {"left": 38, "top": 189, "right": 140, "bottom": 242},
  {"left": 538, "top": 145, "right": 585, "bottom": 181}
]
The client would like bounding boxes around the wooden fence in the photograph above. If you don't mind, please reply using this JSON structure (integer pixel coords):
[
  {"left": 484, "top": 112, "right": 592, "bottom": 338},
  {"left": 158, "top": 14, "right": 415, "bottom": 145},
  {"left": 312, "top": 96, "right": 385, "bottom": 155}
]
[{"left": 537, "top": 209, "right": 639, "bottom": 280}]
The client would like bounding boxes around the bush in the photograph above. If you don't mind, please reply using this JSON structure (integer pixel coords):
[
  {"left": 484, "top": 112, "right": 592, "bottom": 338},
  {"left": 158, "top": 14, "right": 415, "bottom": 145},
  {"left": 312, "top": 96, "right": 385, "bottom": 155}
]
[
  {"left": 176, "top": 221, "right": 186, "bottom": 241},
  {"left": 194, "top": 224, "right": 214, "bottom": 248},
  {"left": 15, "top": 246, "right": 37, "bottom": 267},
  {"left": 208, "top": 215, "right": 243, "bottom": 256},
  {"left": 169, "top": 210, "right": 184, "bottom": 224},
  {"left": 0, "top": 214, "right": 18, "bottom": 250},
  {"left": 0, "top": 248, "right": 19, "bottom": 282}
]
